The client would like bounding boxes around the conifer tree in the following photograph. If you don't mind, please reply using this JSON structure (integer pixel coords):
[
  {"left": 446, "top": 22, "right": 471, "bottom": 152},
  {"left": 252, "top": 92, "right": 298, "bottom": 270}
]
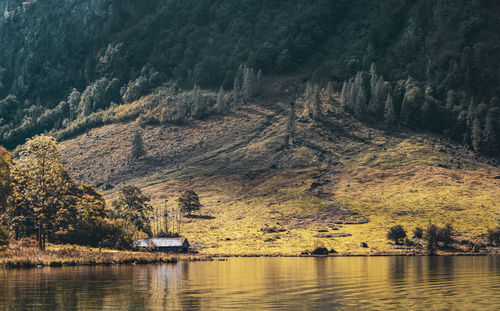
[
  {"left": 67, "top": 88, "right": 81, "bottom": 120},
  {"left": 341, "top": 81, "right": 347, "bottom": 103},
  {"left": 400, "top": 79, "right": 424, "bottom": 129},
  {"left": 484, "top": 107, "right": 500, "bottom": 155},
  {"left": 309, "top": 86, "right": 321, "bottom": 120},
  {"left": 255, "top": 69, "right": 263, "bottom": 96},
  {"left": 232, "top": 65, "right": 245, "bottom": 107},
  {"left": 215, "top": 86, "right": 226, "bottom": 114},
  {"left": 242, "top": 66, "right": 256, "bottom": 103},
  {"left": 384, "top": 94, "right": 398, "bottom": 128},
  {"left": 303, "top": 82, "right": 313, "bottom": 116},
  {"left": 471, "top": 115, "right": 483, "bottom": 152},
  {"left": 326, "top": 82, "right": 334, "bottom": 102},
  {"left": 355, "top": 86, "right": 367, "bottom": 121},
  {"left": 132, "top": 130, "right": 146, "bottom": 160},
  {"left": 369, "top": 62, "right": 378, "bottom": 97}
]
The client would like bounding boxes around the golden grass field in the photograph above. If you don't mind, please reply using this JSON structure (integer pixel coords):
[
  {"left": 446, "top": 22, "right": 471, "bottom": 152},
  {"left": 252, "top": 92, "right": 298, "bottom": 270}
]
[
  {"left": 0, "top": 241, "right": 211, "bottom": 268},
  {"left": 60, "top": 94, "right": 500, "bottom": 256}
]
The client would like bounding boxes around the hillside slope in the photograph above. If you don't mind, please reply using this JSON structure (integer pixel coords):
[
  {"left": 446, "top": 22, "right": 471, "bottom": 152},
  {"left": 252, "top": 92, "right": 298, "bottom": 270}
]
[
  {"left": 1, "top": 0, "right": 499, "bottom": 153},
  {"left": 59, "top": 92, "right": 500, "bottom": 255}
]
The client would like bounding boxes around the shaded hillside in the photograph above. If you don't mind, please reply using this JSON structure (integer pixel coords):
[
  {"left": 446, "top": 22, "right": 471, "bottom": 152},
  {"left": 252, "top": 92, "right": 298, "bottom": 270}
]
[
  {"left": 1, "top": 0, "right": 500, "bottom": 154},
  {"left": 59, "top": 90, "right": 500, "bottom": 255}
]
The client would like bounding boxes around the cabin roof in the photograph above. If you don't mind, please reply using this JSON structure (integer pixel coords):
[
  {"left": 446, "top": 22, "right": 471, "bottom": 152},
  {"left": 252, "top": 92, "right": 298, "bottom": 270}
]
[{"left": 133, "top": 238, "right": 188, "bottom": 248}]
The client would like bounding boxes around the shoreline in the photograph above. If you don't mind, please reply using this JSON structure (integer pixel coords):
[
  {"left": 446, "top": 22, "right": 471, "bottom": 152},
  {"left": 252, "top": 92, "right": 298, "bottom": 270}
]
[
  {"left": 0, "top": 247, "right": 212, "bottom": 269},
  {"left": 211, "top": 251, "right": 499, "bottom": 258},
  {"left": 1, "top": 248, "right": 498, "bottom": 269}
]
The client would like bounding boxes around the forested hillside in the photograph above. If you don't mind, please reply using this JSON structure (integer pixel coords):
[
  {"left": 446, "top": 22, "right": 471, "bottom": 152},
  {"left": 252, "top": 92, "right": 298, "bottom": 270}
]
[{"left": 0, "top": 0, "right": 499, "bottom": 156}]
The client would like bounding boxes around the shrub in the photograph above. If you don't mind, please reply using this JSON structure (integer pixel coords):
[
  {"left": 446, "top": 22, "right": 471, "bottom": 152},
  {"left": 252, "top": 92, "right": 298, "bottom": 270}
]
[
  {"left": 413, "top": 227, "right": 424, "bottom": 239},
  {"left": 311, "top": 247, "right": 329, "bottom": 255},
  {"left": 425, "top": 223, "right": 454, "bottom": 250},
  {"left": 437, "top": 224, "right": 454, "bottom": 247},
  {"left": 0, "top": 224, "right": 10, "bottom": 246},
  {"left": 487, "top": 228, "right": 500, "bottom": 246},
  {"left": 425, "top": 224, "right": 439, "bottom": 251},
  {"left": 387, "top": 225, "right": 407, "bottom": 244},
  {"left": 16, "top": 237, "right": 38, "bottom": 249}
]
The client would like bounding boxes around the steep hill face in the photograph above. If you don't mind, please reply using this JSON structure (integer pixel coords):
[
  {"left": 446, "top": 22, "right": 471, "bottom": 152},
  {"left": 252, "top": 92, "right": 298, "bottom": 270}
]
[
  {"left": 58, "top": 92, "right": 500, "bottom": 255},
  {"left": 1, "top": 0, "right": 499, "bottom": 151},
  {"left": 0, "top": 1, "right": 499, "bottom": 254}
]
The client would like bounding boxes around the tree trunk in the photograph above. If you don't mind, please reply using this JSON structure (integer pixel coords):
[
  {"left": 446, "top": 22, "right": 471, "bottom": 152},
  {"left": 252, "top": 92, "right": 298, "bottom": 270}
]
[
  {"left": 37, "top": 222, "right": 42, "bottom": 250},
  {"left": 42, "top": 229, "right": 46, "bottom": 251}
]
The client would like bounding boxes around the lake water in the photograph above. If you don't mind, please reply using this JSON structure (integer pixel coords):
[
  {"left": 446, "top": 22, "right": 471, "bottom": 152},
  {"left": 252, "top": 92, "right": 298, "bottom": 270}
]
[{"left": 0, "top": 257, "right": 499, "bottom": 310}]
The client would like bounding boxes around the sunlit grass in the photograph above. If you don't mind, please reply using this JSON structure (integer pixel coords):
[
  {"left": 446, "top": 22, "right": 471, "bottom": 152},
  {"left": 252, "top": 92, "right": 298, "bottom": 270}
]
[
  {"left": 0, "top": 244, "right": 210, "bottom": 268},
  {"left": 61, "top": 100, "right": 499, "bottom": 256},
  {"left": 142, "top": 134, "right": 500, "bottom": 256}
]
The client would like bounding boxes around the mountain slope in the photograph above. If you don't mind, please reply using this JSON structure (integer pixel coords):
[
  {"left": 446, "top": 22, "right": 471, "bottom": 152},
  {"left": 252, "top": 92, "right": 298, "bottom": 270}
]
[
  {"left": 59, "top": 91, "right": 500, "bottom": 255},
  {"left": 1, "top": 0, "right": 500, "bottom": 154}
]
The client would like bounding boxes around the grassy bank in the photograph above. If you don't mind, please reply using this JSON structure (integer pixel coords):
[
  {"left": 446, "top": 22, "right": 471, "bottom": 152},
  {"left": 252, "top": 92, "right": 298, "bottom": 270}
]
[
  {"left": 58, "top": 100, "right": 500, "bottom": 256},
  {"left": 0, "top": 244, "right": 210, "bottom": 269}
]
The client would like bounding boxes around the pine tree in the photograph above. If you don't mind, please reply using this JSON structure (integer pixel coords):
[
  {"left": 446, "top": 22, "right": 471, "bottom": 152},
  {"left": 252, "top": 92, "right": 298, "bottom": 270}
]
[
  {"left": 353, "top": 72, "right": 368, "bottom": 121},
  {"left": 384, "top": 94, "right": 398, "bottom": 128},
  {"left": 191, "top": 83, "right": 204, "bottom": 118},
  {"left": 400, "top": 79, "right": 424, "bottom": 129},
  {"left": 341, "top": 81, "right": 347, "bottom": 103},
  {"left": 310, "top": 86, "right": 321, "bottom": 120},
  {"left": 484, "top": 107, "right": 500, "bottom": 155},
  {"left": 303, "top": 82, "right": 313, "bottom": 116},
  {"left": 370, "top": 62, "right": 378, "bottom": 97},
  {"left": 241, "top": 66, "right": 256, "bottom": 103},
  {"left": 471, "top": 115, "right": 482, "bottom": 152},
  {"left": 232, "top": 65, "right": 244, "bottom": 107},
  {"left": 67, "top": 88, "right": 81, "bottom": 120},
  {"left": 215, "top": 86, "right": 226, "bottom": 115},
  {"left": 326, "top": 82, "right": 334, "bottom": 102},
  {"left": 287, "top": 100, "right": 296, "bottom": 145},
  {"left": 255, "top": 69, "right": 263, "bottom": 96},
  {"left": 132, "top": 130, "right": 146, "bottom": 160},
  {"left": 233, "top": 65, "right": 244, "bottom": 92},
  {"left": 355, "top": 84, "right": 368, "bottom": 121}
]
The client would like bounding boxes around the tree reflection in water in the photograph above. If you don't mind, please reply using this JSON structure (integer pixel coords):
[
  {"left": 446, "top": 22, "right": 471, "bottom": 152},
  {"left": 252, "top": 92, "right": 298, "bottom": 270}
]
[{"left": 0, "top": 257, "right": 498, "bottom": 310}]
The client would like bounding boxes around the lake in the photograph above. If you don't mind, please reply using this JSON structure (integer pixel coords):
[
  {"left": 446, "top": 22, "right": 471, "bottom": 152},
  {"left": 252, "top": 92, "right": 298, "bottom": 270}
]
[{"left": 0, "top": 256, "right": 499, "bottom": 310}]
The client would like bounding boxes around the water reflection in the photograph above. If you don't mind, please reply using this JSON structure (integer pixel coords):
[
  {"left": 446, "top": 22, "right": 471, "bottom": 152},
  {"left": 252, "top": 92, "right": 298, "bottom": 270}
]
[{"left": 0, "top": 257, "right": 498, "bottom": 310}]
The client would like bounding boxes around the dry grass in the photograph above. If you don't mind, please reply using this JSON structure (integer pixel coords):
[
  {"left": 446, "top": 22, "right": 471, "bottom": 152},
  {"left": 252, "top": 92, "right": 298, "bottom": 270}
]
[
  {"left": 58, "top": 96, "right": 500, "bottom": 256},
  {"left": 0, "top": 243, "right": 210, "bottom": 268}
]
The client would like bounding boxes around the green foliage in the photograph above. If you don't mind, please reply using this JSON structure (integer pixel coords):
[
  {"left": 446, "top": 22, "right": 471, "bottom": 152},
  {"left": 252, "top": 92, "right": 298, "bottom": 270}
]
[
  {"left": 112, "top": 185, "right": 153, "bottom": 236},
  {"left": 7, "top": 135, "right": 73, "bottom": 250},
  {"left": 54, "top": 184, "right": 111, "bottom": 247},
  {"left": 178, "top": 189, "right": 202, "bottom": 216},
  {"left": 400, "top": 80, "right": 424, "bottom": 129},
  {"left": 487, "top": 228, "right": 500, "bottom": 246},
  {"left": 0, "top": 0, "right": 499, "bottom": 157},
  {"left": 425, "top": 223, "right": 439, "bottom": 253},
  {"left": 387, "top": 225, "right": 407, "bottom": 244},
  {"left": 5, "top": 135, "right": 117, "bottom": 248},
  {"left": 384, "top": 94, "right": 398, "bottom": 128},
  {"left": 0, "top": 223, "right": 9, "bottom": 246},
  {"left": 0, "top": 146, "right": 11, "bottom": 216},
  {"left": 303, "top": 83, "right": 321, "bottom": 120},
  {"left": 425, "top": 223, "right": 454, "bottom": 251},
  {"left": 413, "top": 227, "right": 424, "bottom": 239},
  {"left": 131, "top": 129, "right": 146, "bottom": 160}
]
